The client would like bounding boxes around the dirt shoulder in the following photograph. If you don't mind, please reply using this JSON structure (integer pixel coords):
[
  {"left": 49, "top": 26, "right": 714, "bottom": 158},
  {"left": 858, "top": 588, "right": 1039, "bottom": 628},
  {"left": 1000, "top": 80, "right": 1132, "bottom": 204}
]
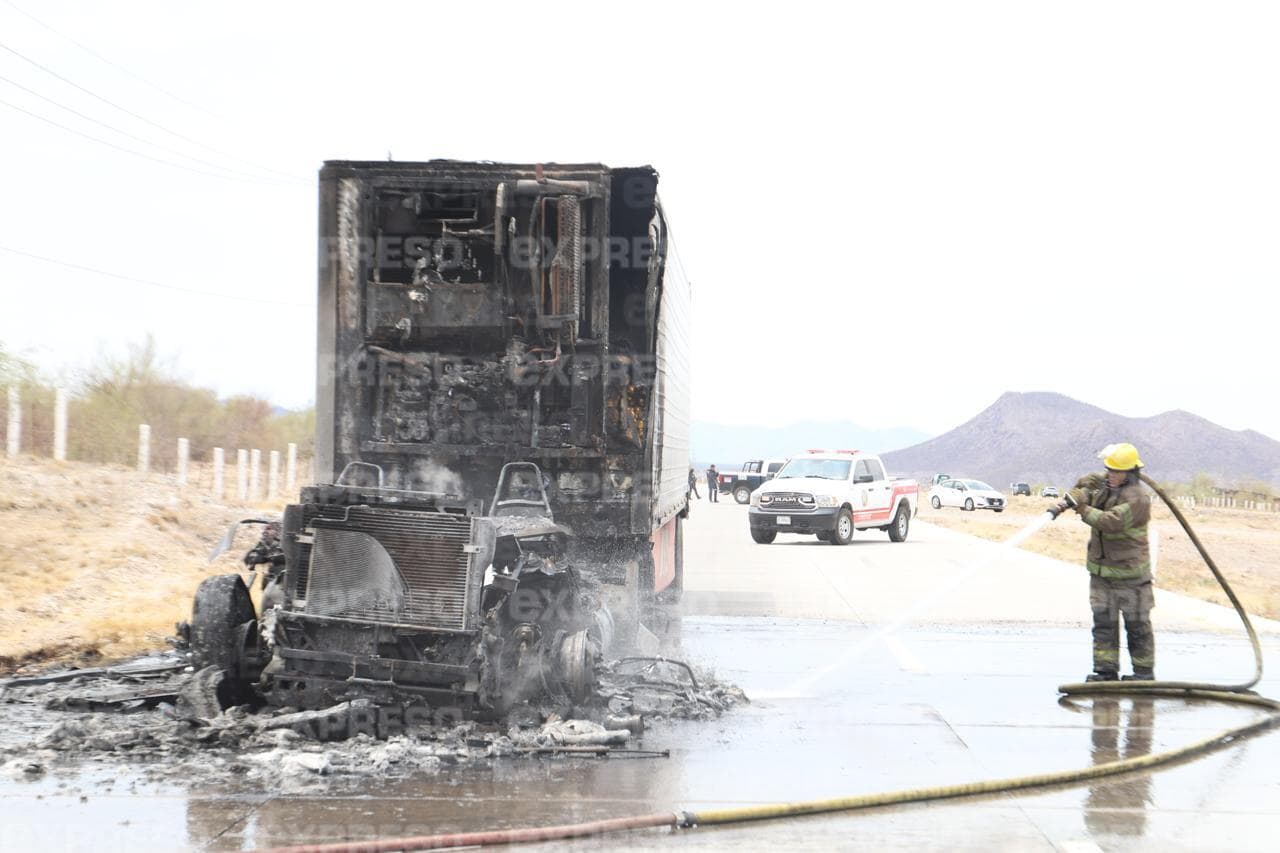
[
  {"left": 0, "top": 456, "right": 285, "bottom": 672},
  {"left": 919, "top": 493, "right": 1280, "bottom": 620}
]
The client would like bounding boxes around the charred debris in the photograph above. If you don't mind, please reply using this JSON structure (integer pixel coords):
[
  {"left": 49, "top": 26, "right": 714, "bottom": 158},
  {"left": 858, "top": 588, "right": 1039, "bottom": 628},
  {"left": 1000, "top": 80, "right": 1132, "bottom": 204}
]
[{"left": 0, "top": 650, "right": 745, "bottom": 781}]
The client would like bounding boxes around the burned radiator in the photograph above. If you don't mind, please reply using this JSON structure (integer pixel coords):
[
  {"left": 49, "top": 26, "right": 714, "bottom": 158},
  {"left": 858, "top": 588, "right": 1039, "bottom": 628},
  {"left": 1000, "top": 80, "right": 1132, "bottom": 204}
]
[
  {"left": 549, "top": 195, "right": 582, "bottom": 324},
  {"left": 304, "top": 507, "right": 477, "bottom": 631}
]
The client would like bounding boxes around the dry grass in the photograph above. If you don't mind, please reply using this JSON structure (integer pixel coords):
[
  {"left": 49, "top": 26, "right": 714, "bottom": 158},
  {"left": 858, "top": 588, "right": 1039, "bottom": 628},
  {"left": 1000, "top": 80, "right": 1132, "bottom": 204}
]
[
  {"left": 0, "top": 456, "right": 288, "bottom": 672},
  {"left": 920, "top": 493, "right": 1280, "bottom": 620}
]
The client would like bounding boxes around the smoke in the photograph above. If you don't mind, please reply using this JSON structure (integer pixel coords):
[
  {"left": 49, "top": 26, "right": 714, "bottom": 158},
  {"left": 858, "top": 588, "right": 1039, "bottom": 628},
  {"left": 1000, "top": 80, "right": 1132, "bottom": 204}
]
[{"left": 409, "top": 460, "right": 464, "bottom": 496}]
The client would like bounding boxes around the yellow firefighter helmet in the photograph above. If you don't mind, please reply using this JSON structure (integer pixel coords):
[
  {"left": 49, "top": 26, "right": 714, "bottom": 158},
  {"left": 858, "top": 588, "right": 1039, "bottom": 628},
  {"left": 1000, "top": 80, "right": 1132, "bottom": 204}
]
[{"left": 1099, "top": 442, "right": 1144, "bottom": 471}]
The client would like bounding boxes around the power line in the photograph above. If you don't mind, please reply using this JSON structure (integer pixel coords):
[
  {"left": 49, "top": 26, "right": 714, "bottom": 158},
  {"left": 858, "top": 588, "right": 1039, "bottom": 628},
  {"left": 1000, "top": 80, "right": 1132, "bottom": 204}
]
[
  {"left": 0, "top": 244, "right": 308, "bottom": 307},
  {"left": 0, "top": 72, "right": 294, "bottom": 185},
  {"left": 0, "top": 38, "right": 308, "bottom": 184},
  {"left": 3, "top": 0, "right": 222, "bottom": 120},
  {"left": 0, "top": 94, "right": 299, "bottom": 184}
]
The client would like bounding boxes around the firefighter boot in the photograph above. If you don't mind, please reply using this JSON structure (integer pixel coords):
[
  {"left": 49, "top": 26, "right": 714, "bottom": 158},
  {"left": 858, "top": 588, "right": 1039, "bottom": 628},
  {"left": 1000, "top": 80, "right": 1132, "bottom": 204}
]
[
  {"left": 1122, "top": 670, "right": 1155, "bottom": 681},
  {"left": 1085, "top": 670, "right": 1119, "bottom": 682}
]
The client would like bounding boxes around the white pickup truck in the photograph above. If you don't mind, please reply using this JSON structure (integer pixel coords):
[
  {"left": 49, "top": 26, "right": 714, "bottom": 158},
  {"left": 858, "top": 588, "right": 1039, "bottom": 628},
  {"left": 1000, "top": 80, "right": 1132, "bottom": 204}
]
[{"left": 747, "top": 450, "right": 919, "bottom": 545}]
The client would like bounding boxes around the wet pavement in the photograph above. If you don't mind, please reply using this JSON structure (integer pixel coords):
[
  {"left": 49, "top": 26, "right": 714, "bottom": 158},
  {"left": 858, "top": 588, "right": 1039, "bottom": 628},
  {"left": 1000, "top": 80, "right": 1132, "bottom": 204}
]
[
  {"left": 3, "top": 506, "right": 1279, "bottom": 851},
  {"left": 4, "top": 617, "right": 1278, "bottom": 851}
]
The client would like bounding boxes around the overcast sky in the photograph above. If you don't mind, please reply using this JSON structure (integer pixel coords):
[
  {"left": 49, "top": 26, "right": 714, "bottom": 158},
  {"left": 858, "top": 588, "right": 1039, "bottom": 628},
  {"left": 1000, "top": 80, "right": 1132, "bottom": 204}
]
[{"left": 2, "top": 1, "right": 1278, "bottom": 439}]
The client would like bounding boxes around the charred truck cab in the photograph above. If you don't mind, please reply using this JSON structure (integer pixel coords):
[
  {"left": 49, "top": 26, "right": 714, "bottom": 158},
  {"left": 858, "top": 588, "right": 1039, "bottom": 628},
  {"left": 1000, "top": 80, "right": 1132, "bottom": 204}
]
[{"left": 190, "top": 161, "right": 691, "bottom": 718}]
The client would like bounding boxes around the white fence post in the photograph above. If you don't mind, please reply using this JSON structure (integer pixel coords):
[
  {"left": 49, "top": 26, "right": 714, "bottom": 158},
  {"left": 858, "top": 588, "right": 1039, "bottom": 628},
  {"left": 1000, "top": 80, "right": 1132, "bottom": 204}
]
[
  {"left": 236, "top": 449, "right": 248, "bottom": 501},
  {"left": 138, "top": 424, "right": 151, "bottom": 474},
  {"left": 177, "top": 438, "right": 189, "bottom": 485},
  {"left": 212, "top": 447, "right": 224, "bottom": 499},
  {"left": 268, "top": 450, "right": 280, "bottom": 498},
  {"left": 6, "top": 386, "right": 19, "bottom": 458},
  {"left": 286, "top": 443, "right": 297, "bottom": 493},
  {"left": 249, "top": 449, "right": 261, "bottom": 501},
  {"left": 53, "top": 388, "right": 68, "bottom": 461}
]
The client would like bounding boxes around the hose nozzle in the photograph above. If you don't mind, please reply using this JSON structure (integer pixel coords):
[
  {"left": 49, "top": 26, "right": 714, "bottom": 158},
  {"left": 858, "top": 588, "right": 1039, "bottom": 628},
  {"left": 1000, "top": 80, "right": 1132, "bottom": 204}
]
[{"left": 1047, "top": 490, "right": 1080, "bottom": 521}]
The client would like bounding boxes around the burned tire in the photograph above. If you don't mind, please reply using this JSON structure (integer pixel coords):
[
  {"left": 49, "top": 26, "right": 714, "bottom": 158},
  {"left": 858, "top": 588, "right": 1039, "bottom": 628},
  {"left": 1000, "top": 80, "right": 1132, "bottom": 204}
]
[
  {"left": 888, "top": 505, "right": 910, "bottom": 542},
  {"left": 190, "top": 574, "right": 257, "bottom": 674},
  {"left": 733, "top": 485, "right": 752, "bottom": 504},
  {"left": 751, "top": 527, "right": 777, "bottom": 544},
  {"left": 176, "top": 665, "right": 232, "bottom": 720},
  {"left": 830, "top": 508, "right": 854, "bottom": 545}
]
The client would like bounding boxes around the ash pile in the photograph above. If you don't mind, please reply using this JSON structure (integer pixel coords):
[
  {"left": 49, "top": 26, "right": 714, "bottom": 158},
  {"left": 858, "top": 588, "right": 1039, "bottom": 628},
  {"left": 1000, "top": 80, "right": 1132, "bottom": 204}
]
[{"left": 0, "top": 653, "right": 744, "bottom": 787}]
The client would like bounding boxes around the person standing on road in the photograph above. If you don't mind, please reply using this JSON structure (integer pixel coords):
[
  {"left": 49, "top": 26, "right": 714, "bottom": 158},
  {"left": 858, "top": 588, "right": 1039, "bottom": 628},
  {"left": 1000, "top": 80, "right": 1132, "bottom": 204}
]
[
  {"left": 706, "top": 465, "right": 719, "bottom": 502},
  {"left": 1069, "top": 443, "right": 1155, "bottom": 682},
  {"left": 688, "top": 467, "right": 700, "bottom": 499}
]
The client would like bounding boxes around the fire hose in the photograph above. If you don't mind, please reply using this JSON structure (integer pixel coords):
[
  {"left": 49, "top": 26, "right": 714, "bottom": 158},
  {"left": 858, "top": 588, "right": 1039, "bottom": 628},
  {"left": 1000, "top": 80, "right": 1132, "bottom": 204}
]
[{"left": 262, "top": 472, "right": 1280, "bottom": 853}]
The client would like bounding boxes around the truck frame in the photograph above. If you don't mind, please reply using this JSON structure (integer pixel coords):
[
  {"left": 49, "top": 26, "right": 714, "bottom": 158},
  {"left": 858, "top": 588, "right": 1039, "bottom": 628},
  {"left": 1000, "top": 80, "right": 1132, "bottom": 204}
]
[{"left": 189, "top": 160, "right": 691, "bottom": 718}]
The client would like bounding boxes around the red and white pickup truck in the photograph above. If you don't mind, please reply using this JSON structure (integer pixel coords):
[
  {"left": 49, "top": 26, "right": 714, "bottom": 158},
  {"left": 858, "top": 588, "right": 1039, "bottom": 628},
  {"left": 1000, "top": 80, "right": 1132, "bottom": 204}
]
[{"left": 747, "top": 450, "right": 919, "bottom": 545}]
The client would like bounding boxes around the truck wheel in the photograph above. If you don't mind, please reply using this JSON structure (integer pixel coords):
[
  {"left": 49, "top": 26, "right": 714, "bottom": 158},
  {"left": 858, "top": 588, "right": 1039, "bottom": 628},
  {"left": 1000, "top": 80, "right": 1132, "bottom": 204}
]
[
  {"left": 963, "top": 498, "right": 974, "bottom": 512},
  {"left": 830, "top": 508, "right": 854, "bottom": 545},
  {"left": 930, "top": 496, "right": 941, "bottom": 510},
  {"left": 733, "top": 485, "right": 751, "bottom": 504},
  {"left": 751, "top": 528, "right": 776, "bottom": 544},
  {"left": 190, "top": 574, "right": 257, "bottom": 674},
  {"left": 888, "top": 505, "right": 910, "bottom": 542}
]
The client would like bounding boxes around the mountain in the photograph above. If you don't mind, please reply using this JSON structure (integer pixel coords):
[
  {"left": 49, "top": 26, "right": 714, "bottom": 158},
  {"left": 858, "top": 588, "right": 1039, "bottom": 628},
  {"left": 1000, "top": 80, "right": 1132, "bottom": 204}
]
[
  {"left": 881, "top": 391, "right": 1280, "bottom": 488},
  {"left": 693, "top": 420, "right": 932, "bottom": 468}
]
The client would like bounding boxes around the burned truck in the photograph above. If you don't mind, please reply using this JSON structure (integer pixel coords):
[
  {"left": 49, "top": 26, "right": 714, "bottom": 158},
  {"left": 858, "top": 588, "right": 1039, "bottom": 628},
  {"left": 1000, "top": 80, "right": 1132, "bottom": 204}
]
[{"left": 190, "top": 160, "right": 691, "bottom": 718}]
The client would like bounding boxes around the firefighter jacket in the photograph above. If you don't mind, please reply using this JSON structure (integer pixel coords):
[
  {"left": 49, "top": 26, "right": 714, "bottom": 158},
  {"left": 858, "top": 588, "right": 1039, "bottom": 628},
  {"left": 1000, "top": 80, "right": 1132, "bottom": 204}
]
[{"left": 1079, "top": 481, "right": 1151, "bottom": 582}]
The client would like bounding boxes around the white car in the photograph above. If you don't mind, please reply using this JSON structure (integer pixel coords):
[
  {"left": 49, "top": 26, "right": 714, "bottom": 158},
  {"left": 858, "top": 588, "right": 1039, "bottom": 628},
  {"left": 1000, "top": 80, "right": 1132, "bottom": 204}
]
[{"left": 929, "top": 478, "right": 1006, "bottom": 512}]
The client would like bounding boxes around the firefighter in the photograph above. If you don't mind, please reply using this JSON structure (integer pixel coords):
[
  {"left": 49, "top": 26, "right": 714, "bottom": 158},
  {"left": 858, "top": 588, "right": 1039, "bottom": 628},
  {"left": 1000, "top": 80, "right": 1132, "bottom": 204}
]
[{"left": 1070, "top": 442, "right": 1155, "bottom": 682}]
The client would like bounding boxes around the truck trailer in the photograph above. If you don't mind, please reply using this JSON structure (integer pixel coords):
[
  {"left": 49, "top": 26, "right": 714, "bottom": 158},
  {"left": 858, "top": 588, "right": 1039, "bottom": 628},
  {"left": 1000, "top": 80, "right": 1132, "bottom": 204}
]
[{"left": 189, "top": 160, "right": 691, "bottom": 718}]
